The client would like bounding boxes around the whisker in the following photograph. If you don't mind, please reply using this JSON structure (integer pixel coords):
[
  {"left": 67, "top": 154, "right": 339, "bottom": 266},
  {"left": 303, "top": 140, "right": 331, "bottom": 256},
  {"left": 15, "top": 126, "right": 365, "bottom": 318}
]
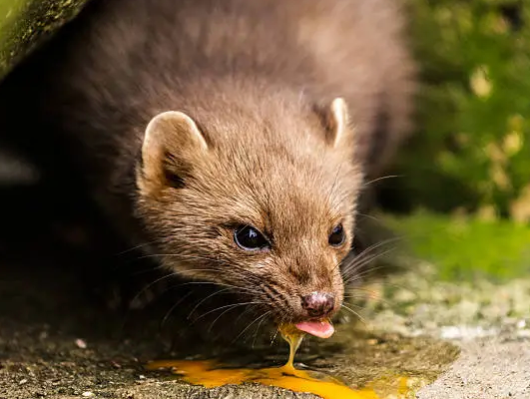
[
  {"left": 128, "top": 273, "right": 176, "bottom": 308},
  {"left": 160, "top": 290, "right": 194, "bottom": 329},
  {"left": 136, "top": 253, "right": 227, "bottom": 265},
  {"left": 208, "top": 303, "right": 257, "bottom": 334},
  {"left": 341, "top": 304, "right": 366, "bottom": 325},
  {"left": 192, "top": 301, "right": 266, "bottom": 324},
  {"left": 343, "top": 291, "right": 379, "bottom": 300},
  {"left": 130, "top": 263, "right": 169, "bottom": 276},
  {"left": 234, "top": 303, "right": 260, "bottom": 325},
  {"left": 332, "top": 235, "right": 401, "bottom": 276},
  {"left": 342, "top": 247, "right": 397, "bottom": 278},
  {"left": 362, "top": 174, "right": 403, "bottom": 189},
  {"left": 339, "top": 300, "right": 365, "bottom": 309},
  {"left": 343, "top": 265, "right": 390, "bottom": 286},
  {"left": 114, "top": 239, "right": 161, "bottom": 256},
  {"left": 356, "top": 212, "right": 385, "bottom": 225},
  {"left": 342, "top": 254, "right": 388, "bottom": 282},
  {"left": 252, "top": 310, "right": 272, "bottom": 348},
  {"left": 341, "top": 249, "right": 394, "bottom": 278},
  {"left": 187, "top": 287, "right": 235, "bottom": 320},
  {"left": 270, "top": 328, "right": 280, "bottom": 347},
  {"left": 232, "top": 310, "right": 272, "bottom": 345},
  {"left": 180, "top": 280, "right": 265, "bottom": 296},
  {"left": 344, "top": 291, "right": 396, "bottom": 309},
  {"left": 127, "top": 269, "right": 258, "bottom": 305},
  {"left": 351, "top": 235, "right": 403, "bottom": 259},
  {"left": 341, "top": 237, "right": 402, "bottom": 274}
]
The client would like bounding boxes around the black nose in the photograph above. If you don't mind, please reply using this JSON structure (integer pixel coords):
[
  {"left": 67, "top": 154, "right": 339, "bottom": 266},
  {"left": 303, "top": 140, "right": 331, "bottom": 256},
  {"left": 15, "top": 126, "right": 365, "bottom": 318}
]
[{"left": 301, "top": 292, "right": 335, "bottom": 318}]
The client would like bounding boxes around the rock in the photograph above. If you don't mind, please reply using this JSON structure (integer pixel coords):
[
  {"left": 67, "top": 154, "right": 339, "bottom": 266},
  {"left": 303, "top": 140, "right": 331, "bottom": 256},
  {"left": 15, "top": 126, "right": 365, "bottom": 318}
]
[{"left": 0, "top": 0, "right": 90, "bottom": 80}]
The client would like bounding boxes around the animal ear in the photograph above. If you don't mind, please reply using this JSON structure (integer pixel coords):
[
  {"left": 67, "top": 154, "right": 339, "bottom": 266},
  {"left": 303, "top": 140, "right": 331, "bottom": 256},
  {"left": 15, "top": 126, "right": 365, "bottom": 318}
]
[
  {"left": 320, "top": 97, "right": 354, "bottom": 149},
  {"left": 138, "top": 111, "right": 208, "bottom": 193}
]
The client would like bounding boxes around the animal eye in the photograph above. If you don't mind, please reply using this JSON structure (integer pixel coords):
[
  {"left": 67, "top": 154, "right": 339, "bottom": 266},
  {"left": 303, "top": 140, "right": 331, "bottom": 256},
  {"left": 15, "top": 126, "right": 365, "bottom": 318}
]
[
  {"left": 234, "top": 225, "right": 270, "bottom": 251},
  {"left": 328, "top": 224, "right": 345, "bottom": 247}
]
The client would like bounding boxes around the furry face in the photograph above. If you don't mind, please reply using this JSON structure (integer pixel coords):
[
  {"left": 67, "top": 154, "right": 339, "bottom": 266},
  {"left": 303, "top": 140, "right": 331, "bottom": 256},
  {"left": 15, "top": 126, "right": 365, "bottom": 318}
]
[{"left": 135, "top": 95, "right": 363, "bottom": 328}]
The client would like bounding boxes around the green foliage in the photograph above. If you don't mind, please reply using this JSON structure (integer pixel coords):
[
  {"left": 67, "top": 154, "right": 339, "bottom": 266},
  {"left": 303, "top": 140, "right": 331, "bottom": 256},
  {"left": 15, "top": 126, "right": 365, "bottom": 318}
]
[
  {"left": 392, "top": 0, "right": 530, "bottom": 221},
  {"left": 385, "top": 211, "right": 530, "bottom": 281}
]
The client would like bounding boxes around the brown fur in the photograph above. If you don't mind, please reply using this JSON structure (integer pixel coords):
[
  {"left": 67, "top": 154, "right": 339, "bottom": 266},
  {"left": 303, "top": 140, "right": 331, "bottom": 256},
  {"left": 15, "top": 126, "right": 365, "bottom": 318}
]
[{"left": 0, "top": 0, "right": 416, "bottom": 328}]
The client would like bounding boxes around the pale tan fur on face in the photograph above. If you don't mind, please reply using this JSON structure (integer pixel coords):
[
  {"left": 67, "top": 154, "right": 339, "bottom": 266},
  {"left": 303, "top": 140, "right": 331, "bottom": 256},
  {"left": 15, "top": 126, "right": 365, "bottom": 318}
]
[{"left": 136, "top": 94, "right": 362, "bottom": 324}]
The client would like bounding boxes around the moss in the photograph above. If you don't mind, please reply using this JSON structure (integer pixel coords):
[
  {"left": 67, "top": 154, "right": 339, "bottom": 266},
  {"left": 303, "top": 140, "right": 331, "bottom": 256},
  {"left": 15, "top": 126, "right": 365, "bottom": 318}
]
[
  {"left": 383, "top": 211, "right": 530, "bottom": 281},
  {"left": 0, "top": 0, "right": 89, "bottom": 79}
]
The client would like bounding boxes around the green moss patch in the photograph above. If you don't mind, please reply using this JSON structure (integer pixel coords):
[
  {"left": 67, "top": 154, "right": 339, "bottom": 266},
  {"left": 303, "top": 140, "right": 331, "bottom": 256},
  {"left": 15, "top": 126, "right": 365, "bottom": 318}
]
[{"left": 383, "top": 211, "right": 530, "bottom": 281}]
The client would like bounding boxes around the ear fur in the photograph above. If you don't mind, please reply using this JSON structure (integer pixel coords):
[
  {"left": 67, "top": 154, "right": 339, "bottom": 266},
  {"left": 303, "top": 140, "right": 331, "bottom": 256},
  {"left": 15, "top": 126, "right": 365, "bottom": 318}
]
[
  {"left": 319, "top": 97, "right": 354, "bottom": 150},
  {"left": 329, "top": 98, "right": 349, "bottom": 148},
  {"left": 138, "top": 111, "right": 208, "bottom": 194}
]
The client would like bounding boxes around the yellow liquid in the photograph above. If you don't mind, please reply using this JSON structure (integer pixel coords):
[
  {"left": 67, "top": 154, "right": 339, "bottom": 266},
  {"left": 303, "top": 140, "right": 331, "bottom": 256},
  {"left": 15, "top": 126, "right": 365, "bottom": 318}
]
[{"left": 146, "top": 325, "right": 410, "bottom": 399}]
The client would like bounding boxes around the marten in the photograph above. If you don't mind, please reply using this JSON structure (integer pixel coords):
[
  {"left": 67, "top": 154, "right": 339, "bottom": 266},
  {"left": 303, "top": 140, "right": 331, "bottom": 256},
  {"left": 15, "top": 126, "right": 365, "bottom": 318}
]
[{"left": 0, "top": 0, "right": 415, "bottom": 340}]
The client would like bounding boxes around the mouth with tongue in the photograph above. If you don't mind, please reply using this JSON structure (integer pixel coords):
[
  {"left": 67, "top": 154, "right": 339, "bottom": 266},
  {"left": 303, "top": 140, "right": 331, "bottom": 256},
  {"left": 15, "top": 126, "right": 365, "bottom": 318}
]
[{"left": 295, "top": 319, "right": 334, "bottom": 339}]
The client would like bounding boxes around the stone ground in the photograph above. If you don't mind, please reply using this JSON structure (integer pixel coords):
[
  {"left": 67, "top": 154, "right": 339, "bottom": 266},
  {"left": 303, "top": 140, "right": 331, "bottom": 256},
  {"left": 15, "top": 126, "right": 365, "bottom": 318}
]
[
  {"left": 418, "top": 339, "right": 530, "bottom": 399},
  {"left": 360, "top": 261, "right": 530, "bottom": 399}
]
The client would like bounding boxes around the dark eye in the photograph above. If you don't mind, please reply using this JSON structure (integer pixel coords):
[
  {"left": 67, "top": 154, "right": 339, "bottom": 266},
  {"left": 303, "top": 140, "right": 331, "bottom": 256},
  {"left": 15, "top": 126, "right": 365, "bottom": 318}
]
[
  {"left": 234, "top": 225, "right": 270, "bottom": 251},
  {"left": 328, "top": 224, "right": 345, "bottom": 247}
]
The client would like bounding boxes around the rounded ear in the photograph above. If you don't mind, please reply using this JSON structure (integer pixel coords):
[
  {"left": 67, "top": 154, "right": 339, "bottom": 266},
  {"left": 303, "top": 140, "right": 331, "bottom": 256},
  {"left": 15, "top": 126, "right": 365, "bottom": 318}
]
[
  {"left": 317, "top": 97, "right": 355, "bottom": 150},
  {"left": 138, "top": 111, "right": 208, "bottom": 194}
]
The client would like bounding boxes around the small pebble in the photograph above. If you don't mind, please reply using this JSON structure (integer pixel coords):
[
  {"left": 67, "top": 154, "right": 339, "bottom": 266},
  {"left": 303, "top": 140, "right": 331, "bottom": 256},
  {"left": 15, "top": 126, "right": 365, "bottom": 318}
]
[
  {"left": 75, "top": 339, "right": 87, "bottom": 349},
  {"left": 82, "top": 392, "right": 94, "bottom": 397},
  {"left": 517, "top": 329, "right": 530, "bottom": 338},
  {"left": 19, "top": 379, "right": 27, "bottom": 385},
  {"left": 110, "top": 360, "right": 121, "bottom": 368}
]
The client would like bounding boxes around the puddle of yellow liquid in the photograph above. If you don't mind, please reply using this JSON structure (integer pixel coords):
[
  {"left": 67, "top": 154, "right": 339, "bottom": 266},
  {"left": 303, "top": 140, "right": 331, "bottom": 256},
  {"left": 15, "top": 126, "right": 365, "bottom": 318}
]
[{"left": 146, "top": 325, "right": 410, "bottom": 399}]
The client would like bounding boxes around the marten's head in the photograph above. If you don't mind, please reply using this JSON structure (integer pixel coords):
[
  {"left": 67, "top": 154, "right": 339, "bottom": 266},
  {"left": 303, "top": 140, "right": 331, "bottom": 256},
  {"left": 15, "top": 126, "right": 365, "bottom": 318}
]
[{"left": 135, "top": 93, "right": 362, "bottom": 338}]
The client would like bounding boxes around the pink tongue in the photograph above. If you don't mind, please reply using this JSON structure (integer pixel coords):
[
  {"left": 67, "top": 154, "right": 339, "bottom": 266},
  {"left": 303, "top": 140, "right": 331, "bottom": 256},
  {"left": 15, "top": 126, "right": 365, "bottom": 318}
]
[{"left": 295, "top": 320, "right": 334, "bottom": 338}]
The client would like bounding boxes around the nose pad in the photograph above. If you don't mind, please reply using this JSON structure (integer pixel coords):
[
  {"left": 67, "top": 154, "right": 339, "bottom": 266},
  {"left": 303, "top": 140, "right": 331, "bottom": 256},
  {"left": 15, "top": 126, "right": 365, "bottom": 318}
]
[{"left": 301, "top": 292, "right": 335, "bottom": 318}]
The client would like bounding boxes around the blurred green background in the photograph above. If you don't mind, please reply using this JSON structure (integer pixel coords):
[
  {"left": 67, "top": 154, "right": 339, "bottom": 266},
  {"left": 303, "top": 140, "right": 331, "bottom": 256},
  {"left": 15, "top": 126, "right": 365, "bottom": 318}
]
[
  {"left": 376, "top": 0, "right": 530, "bottom": 281},
  {"left": 387, "top": 0, "right": 530, "bottom": 221}
]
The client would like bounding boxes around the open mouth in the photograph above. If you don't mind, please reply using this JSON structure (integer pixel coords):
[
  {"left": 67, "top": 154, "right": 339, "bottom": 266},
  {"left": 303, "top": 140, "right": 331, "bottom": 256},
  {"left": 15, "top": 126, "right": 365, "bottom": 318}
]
[{"left": 294, "top": 319, "right": 334, "bottom": 339}]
